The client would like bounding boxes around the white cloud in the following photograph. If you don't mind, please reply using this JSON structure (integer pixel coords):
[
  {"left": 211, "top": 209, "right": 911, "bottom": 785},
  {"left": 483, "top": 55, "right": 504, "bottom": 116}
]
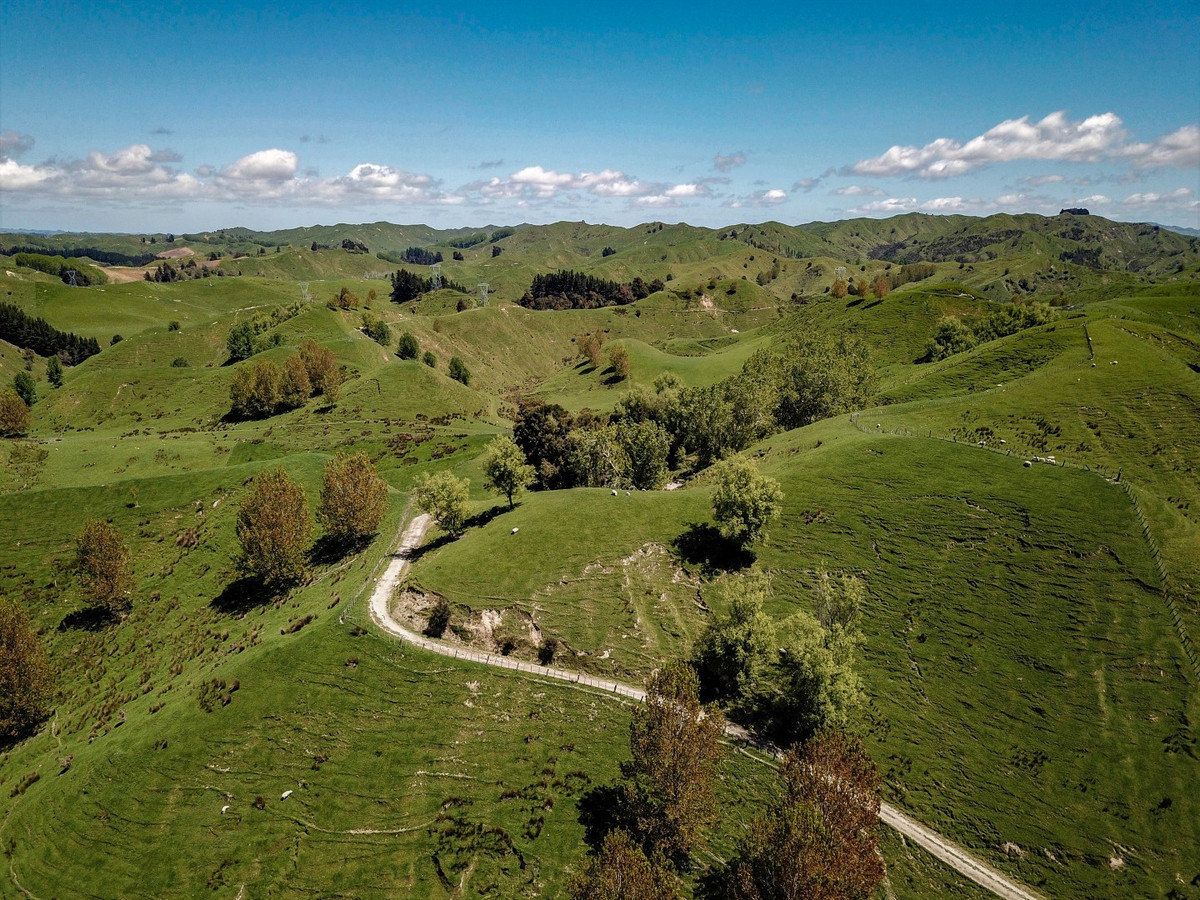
[
  {"left": 728, "top": 188, "right": 787, "bottom": 208},
  {"left": 1018, "top": 174, "right": 1066, "bottom": 187},
  {"left": 1122, "top": 187, "right": 1196, "bottom": 210},
  {"left": 714, "top": 152, "right": 747, "bottom": 172},
  {"left": 1077, "top": 194, "right": 1111, "bottom": 205},
  {"left": 219, "top": 148, "right": 299, "bottom": 182},
  {"left": 849, "top": 111, "right": 1138, "bottom": 179},
  {"left": 794, "top": 177, "right": 822, "bottom": 192},
  {"left": 852, "top": 197, "right": 919, "bottom": 214},
  {"left": 1121, "top": 124, "right": 1200, "bottom": 170},
  {"left": 0, "top": 140, "right": 452, "bottom": 208},
  {"left": 833, "top": 184, "right": 886, "bottom": 197}
]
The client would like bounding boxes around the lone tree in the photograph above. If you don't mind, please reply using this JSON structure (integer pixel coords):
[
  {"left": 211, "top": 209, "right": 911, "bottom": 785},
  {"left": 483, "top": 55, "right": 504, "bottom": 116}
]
[
  {"left": 569, "top": 829, "right": 679, "bottom": 900},
  {"left": 609, "top": 345, "right": 631, "bottom": 379},
  {"left": 318, "top": 452, "right": 389, "bottom": 544},
  {"left": 412, "top": 471, "right": 470, "bottom": 535},
  {"left": 622, "top": 662, "right": 724, "bottom": 865},
  {"left": 721, "top": 730, "right": 884, "bottom": 900},
  {"left": 711, "top": 457, "right": 783, "bottom": 548},
  {"left": 448, "top": 355, "right": 471, "bottom": 386},
  {"left": 13, "top": 371, "right": 36, "bottom": 407},
  {"left": 47, "top": 355, "right": 64, "bottom": 387},
  {"left": 481, "top": 436, "right": 535, "bottom": 508},
  {"left": 236, "top": 467, "right": 312, "bottom": 586},
  {"left": 0, "top": 388, "right": 30, "bottom": 436},
  {"left": 0, "top": 596, "right": 53, "bottom": 742},
  {"left": 76, "top": 520, "right": 134, "bottom": 614},
  {"left": 397, "top": 331, "right": 419, "bottom": 360}
]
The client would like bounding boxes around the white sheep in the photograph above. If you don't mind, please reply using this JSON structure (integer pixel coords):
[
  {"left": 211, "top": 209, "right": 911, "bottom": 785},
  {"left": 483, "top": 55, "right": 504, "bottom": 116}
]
[
  {"left": 510, "top": 527, "right": 519, "bottom": 535},
  {"left": 281, "top": 790, "right": 293, "bottom": 801}
]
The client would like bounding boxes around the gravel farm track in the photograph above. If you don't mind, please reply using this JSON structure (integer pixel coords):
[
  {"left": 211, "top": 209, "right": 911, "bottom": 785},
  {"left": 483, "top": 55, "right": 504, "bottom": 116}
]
[{"left": 366, "top": 513, "right": 1042, "bottom": 900}]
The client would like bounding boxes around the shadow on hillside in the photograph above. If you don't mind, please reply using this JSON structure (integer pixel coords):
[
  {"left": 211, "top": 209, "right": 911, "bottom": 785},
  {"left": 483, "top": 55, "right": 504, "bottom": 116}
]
[
  {"left": 463, "top": 504, "right": 511, "bottom": 530},
  {"left": 576, "top": 783, "right": 630, "bottom": 852},
  {"left": 405, "top": 532, "right": 458, "bottom": 563},
  {"left": 672, "top": 523, "right": 754, "bottom": 575},
  {"left": 211, "top": 576, "right": 284, "bottom": 615},
  {"left": 57, "top": 606, "right": 117, "bottom": 632},
  {"left": 309, "top": 534, "right": 374, "bottom": 566}
]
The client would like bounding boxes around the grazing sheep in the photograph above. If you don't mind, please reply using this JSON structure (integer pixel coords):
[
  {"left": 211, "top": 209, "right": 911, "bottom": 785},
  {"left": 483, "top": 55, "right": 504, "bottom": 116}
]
[
  {"left": 510, "top": 527, "right": 519, "bottom": 535},
  {"left": 221, "top": 805, "right": 230, "bottom": 815},
  {"left": 611, "top": 489, "right": 618, "bottom": 496},
  {"left": 281, "top": 790, "right": 293, "bottom": 801}
]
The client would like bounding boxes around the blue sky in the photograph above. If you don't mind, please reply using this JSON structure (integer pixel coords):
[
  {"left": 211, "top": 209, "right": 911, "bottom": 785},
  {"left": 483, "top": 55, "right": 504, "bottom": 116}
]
[{"left": 2, "top": 1, "right": 1197, "bottom": 232}]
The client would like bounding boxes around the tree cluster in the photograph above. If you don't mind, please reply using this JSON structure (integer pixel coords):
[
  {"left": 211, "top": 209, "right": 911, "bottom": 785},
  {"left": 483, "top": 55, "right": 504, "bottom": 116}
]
[
  {"left": 924, "top": 302, "right": 1054, "bottom": 362},
  {"left": 693, "top": 568, "right": 866, "bottom": 746},
  {"left": 512, "top": 398, "right": 673, "bottom": 491},
  {"left": 2, "top": 244, "right": 157, "bottom": 267},
  {"left": 225, "top": 303, "right": 304, "bottom": 362},
  {"left": 449, "top": 233, "right": 487, "bottom": 249},
  {"left": 237, "top": 457, "right": 388, "bottom": 587},
  {"left": 12, "top": 252, "right": 105, "bottom": 286},
  {"left": 520, "top": 270, "right": 660, "bottom": 310},
  {"left": 229, "top": 340, "right": 342, "bottom": 418},
  {"left": 569, "top": 662, "right": 884, "bottom": 900},
  {"left": 0, "top": 302, "right": 100, "bottom": 365},
  {"left": 362, "top": 313, "right": 391, "bottom": 346},
  {"left": 388, "top": 268, "right": 468, "bottom": 303}
]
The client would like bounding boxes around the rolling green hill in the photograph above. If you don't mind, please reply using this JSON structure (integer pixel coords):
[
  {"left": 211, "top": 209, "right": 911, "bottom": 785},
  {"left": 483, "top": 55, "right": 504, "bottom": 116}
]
[{"left": 1, "top": 215, "right": 1198, "bottom": 899}]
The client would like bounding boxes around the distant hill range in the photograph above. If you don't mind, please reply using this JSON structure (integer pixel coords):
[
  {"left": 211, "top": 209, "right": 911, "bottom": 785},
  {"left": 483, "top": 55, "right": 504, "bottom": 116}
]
[{"left": 3, "top": 212, "right": 1197, "bottom": 300}]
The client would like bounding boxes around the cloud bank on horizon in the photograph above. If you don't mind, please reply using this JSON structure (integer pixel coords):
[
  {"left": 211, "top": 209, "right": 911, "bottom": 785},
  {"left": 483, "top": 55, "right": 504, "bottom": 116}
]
[{"left": 2, "top": 110, "right": 1196, "bottom": 231}]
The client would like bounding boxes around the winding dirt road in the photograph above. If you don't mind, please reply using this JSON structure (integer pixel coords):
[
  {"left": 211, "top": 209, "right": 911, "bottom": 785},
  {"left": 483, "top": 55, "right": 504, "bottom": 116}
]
[{"left": 367, "top": 514, "right": 1041, "bottom": 900}]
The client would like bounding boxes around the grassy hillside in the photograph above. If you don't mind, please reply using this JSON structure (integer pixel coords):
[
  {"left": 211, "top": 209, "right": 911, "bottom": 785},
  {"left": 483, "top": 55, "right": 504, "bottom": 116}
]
[{"left": 1, "top": 218, "right": 1198, "bottom": 899}]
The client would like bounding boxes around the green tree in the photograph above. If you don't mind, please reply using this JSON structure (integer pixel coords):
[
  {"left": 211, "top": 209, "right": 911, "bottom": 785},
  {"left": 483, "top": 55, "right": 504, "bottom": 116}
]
[
  {"left": 0, "top": 389, "right": 30, "bottom": 436},
  {"left": 623, "top": 663, "right": 724, "bottom": 865},
  {"left": 569, "top": 830, "right": 680, "bottom": 900},
  {"left": 230, "top": 359, "right": 282, "bottom": 418},
  {"left": 751, "top": 333, "right": 875, "bottom": 430},
  {"left": 813, "top": 568, "right": 865, "bottom": 631},
  {"left": 299, "top": 339, "right": 343, "bottom": 402},
  {"left": 616, "top": 420, "right": 670, "bottom": 490},
  {"left": 760, "top": 611, "right": 864, "bottom": 746},
  {"left": 397, "top": 331, "right": 420, "bottom": 360},
  {"left": 568, "top": 425, "right": 628, "bottom": 488},
  {"left": 448, "top": 355, "right": 471, "bottom": 386},
  {"left": 924, "top": 316, "right": 978, "bottom": 361},
  {"left": 693, "top": 572, "right": 776, "bottom": 702},
  {"left": 46, "top": 355, "right": 64, "bottom": 387},
  {"left": 13, "top": 371, "right": 36, "bottom": 407},
  {"left": 711, "top": 457, "right": 782, "bottom": 547},
  {"left": 0, "top": 596, "right": 53, "bottom": 741},
  {"left": 76, "top": 520, "right": 133, "bottom": 614},
  {"left": 362, "top": 313, "right": 391, "bottom": 345},
  {"left": 721, "top": 730, "right": 884, "bottom": 900},
  {"left": 412, "top": 471, "right": 470, "bottom": 535},
  {"left": 609, "top": 345, "right": 631, "bottom": 379},
  {"left": 236, "top": 467, "right": 312, "bottom": 586},
  {"left": 481, "top": 436, "right": 535, "bottom": 508},
  {"left": 226, "top": 322, "right": 256, "bottom": 361},
  {"left": 422, "top": 350, "right": 436, "bottom": 368},
  {"left": 318, "top": 452, "right": 389, "bottom": 544},
  {"left": 280, "top": 353, "right": 312, "bottom": 409}
]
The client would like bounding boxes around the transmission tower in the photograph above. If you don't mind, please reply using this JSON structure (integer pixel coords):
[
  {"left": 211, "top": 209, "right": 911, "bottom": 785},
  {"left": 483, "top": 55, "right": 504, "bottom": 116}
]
[
  {"left": 834, "top": 266, "right": 847, "bottom": 281},
  {"left": 478, "top": 282, "right": 489, "bottom": 306},
  {"left": 298, "top": 281, "right": 311, "bottom": 301},
  {"left": 431, "top": 264, "right": 442, "bottom": 291},
  {"left": 64, "top": 269, "right": 79, "bottom": 287}
]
